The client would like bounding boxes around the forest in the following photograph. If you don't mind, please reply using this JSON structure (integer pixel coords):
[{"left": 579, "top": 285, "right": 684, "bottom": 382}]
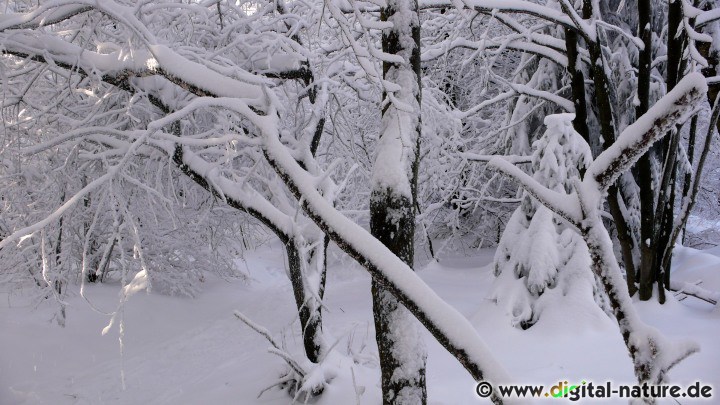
[{"left": 1, "top": 0, "right": 719, "bottom": 404}]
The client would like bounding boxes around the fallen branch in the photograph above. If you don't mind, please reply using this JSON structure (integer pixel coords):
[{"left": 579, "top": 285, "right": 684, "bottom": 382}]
[
  {"left": 669, "top": 280, "right": 719, "bottom": 306},
  {"left": 233, "top": 310, "right": 306, "bottom": 378}
]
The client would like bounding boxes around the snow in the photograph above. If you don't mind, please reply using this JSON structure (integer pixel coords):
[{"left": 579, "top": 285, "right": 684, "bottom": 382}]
[
  {"left": 147, "top": 45, "right": 266, "bottom": 104},
  {"left": 2, "top": 1, "right": 719, "bottom": 403},
  {"left": 262, "top": 121, "right": 514, "bottom": 388},
  {"left": 422, "top": 37, "right": 569, "bottom": 68},
  {"left": 0, "top": 4, "right": 88, "bottom": 31},
  {"left": 3, "top": 244, "right": 719, "bottom": 404},
  {"left": 490, "top": 113, "right": 608, "bottom": 330},
  {"left": 371, "top": 96, "right": 415, "bottom": 198},
  {"left": 698, "top": 7, "right": 720, "bottom": 27},
  {"left": 586, "top": 73, "right": 707, "bottom": 192},
  {"left": 488, "top": 156, "right": 583, "bottom": 228},
  {"left": 370, "top": 15, "right": 420, "bottom": 199},
  {"left": 671, "top": 246, "right": 720, "bottom": 303},
  {"left": 419, "top": 0, "right": 581, "bottom": 35},
  {"left": 0, "top": 15, "right": 268, "bottom": 108},
  {"left": 490, "top": 110, "right": 710, "bottom": 386}
]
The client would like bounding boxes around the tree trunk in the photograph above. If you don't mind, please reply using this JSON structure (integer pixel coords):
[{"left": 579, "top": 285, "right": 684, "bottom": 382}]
[
  {"left": 636, "top": 0, "right": 660, "bottom": 301},
  {"left": 680, "top": 115, "right": 698, "bottom": 245},
  {"left": 81, "top": 178, "right": 100, "bottom": 283},
  {"left": 607, "top": 186, "right": 638, "bottom": 296},
  {"left": 371, "top": 195, "right": 426, "bottom": 404},
  {"left": 371, "top": 0, "right": 427, "bottom": 402},
  {"left": 566, "top": 26, "right": 638, "bottom": 295},
  {"left": 285, "top": 239, "right": 325, "bottom": 364},
  {"left": 564, "top": 28, "right": 590, "bottom": 147},
  {"left": 655, "top": 0, "right": 697, "bottom": 296}
]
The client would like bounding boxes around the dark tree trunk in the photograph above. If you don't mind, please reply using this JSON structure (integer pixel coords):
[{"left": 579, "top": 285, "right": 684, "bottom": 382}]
[
  {"left": 607, "top": 186, "right": 638, "bottom": 296},
  {"left": 654, "top": 136, "right": 680, "bottom": 298},
  {"left": 285, "top": 240, "right": 325, "bottom": 364},
  {"left": 565, "top": 28, "right": 590, "bottom": 146},
  {"left": 654, "top": 0, "right": 687, "bottom": 301},
  {"left": 635, "top": 0, "right": 659, "bottom": 301},
  {"left": 680, "top": 116, "right": 698, "bottom": 246},
  {"left": 566, "top": 26, "right": 638, "bottom": 295},
  {"left": 576, "top": 1, "right": 642, "bottom": 297},
  {"left": 81, "top": 180, "right": 100, "bottom": 284},
  {"left": 655, "top": 0, "right": 703, "bottom": 296},
  {"left": 667, "top": 0, "right": 685, "bottom": 91}
]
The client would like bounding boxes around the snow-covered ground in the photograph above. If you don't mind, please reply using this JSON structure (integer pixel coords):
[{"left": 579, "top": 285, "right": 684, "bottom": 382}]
[{"left": 1, "top": 244, "right": 718, "bottom": 404}]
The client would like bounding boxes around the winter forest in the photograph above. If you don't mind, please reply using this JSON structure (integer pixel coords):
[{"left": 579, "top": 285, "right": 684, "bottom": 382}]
[{"left": 1, "top": 0, "right": 720, "bottom": 404}]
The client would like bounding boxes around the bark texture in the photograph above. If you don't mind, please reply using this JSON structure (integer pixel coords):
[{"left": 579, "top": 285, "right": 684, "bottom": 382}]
[{"left": 371, "top": 0, "right": 428, "bottom": 402}]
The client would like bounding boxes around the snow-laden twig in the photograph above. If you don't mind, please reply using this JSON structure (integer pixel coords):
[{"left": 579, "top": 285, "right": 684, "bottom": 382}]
[
  {"left": 489, "top": 156, "right": 583, "bottom": 228},
  {"left": 234, "top": 310, "right": 307, "bottom": 378},
  {"left": 0, "top": 128, "right": 153, "bottom": 251}
]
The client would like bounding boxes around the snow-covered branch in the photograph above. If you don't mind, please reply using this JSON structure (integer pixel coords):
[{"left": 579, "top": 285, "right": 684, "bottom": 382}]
[
  {"left": 488, "top": 156, "right": 582, "bottom": 228},
  {"left": 420, "top": 0, "right": 579, "bottom": 32},
  {"left": 669, "top": 281, "right": 719, "bottom": 306},
  {"left": 463, "top": 153, "right": 532, "bottom": 164},
  {"left": 586, "top": 73, "right": 707, "bottom": 193},
  {"left": 260, "top": 118, "right": 514, "bottom": 391}
]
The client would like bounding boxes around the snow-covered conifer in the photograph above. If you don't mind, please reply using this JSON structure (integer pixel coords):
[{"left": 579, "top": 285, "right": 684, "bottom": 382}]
[{"left": 491, "top": 114, "right": 609, "bottom": 328}]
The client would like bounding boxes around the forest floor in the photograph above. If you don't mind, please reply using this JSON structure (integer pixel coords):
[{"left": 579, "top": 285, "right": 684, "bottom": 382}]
[{"left": 1, "top": 243, "right": 718, "bottom": 404}]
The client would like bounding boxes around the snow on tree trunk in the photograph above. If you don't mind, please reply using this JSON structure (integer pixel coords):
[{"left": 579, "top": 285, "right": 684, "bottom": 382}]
[
  {"left": 370, "top": 0, "right": 427, "bottom": 402},
  {"left": 285, "top": 238, "right": 326, "bottom": 364}
]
